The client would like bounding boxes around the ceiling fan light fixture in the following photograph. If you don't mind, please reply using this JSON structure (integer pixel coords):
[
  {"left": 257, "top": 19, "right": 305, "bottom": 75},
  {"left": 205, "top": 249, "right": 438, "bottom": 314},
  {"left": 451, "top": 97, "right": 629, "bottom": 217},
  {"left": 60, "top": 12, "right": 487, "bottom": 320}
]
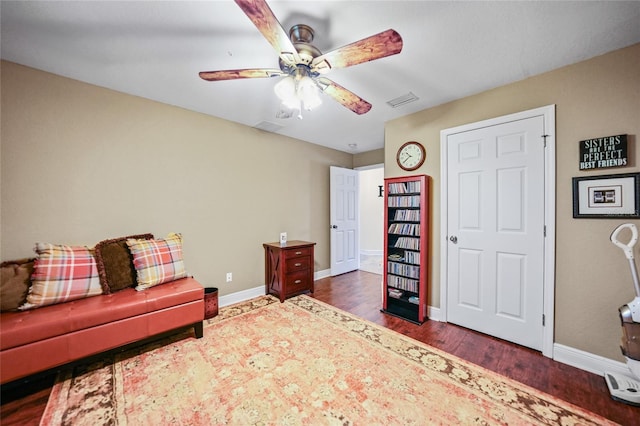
[
  {"left": 297, "top": 76, "right": 322, "bottom": 111},
  {"left": 274, "top": 76, "right": 298, "bottom": 109},
  {"left": 274, "top": 71, "right": 322, "bottom": 113}
]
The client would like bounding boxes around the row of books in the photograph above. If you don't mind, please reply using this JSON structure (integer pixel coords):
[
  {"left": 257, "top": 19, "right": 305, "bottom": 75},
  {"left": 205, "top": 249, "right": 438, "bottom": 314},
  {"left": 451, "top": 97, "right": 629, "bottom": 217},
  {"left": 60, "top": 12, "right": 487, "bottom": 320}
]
[
  {"left": 394, "top": 237, "right": 420, "bottom": 250},
  {"left": 387, "top": 274, "right": 419, "bottom": 293},
  {"left": 393, "top": 209, "right": 421, "bottom": 221},
  {"left": 388, "top": 195, "right": 421, "bottom": 207},
  {"left": 388, "top": 261, "right": 420, "bottom": 279},
  {"left": 404, "top": 251, "right": 421, "bottom": 265},
  {"left": 388, "top": 223, "right": 420, "bottom": 236},
  {"left": 388, "top": 251, "right": 421, "bottom": 265},
  {"left": 387, "top": 181, "right": 421, "bottom": 194}
]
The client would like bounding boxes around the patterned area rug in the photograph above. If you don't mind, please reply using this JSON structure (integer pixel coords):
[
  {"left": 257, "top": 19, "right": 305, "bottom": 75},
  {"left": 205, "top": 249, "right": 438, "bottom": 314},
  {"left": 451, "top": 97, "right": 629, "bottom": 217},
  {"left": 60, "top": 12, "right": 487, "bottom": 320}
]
[{"left": 41, "top": 295, "right": 615, "bottom": 425}]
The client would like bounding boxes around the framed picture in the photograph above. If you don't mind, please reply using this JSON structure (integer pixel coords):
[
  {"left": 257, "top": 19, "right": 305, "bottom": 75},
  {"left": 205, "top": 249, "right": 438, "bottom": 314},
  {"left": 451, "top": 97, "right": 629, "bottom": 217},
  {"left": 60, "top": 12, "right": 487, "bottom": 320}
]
[{"left": 572, "top": 172, "right": 640, "bottom": 218}]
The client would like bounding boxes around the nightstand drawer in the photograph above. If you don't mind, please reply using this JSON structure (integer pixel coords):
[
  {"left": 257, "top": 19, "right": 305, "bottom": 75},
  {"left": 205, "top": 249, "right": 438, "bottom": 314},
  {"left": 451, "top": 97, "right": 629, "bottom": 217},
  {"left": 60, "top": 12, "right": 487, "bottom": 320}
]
[
  {"left": 284, "top": 247, "right": 312, "bottom": 259},
  {"left": 285, "top": 270, "right": 311, "bottom": 292},
  {"left": 285, "top": 256, "right": 310, "bottom": 272}
]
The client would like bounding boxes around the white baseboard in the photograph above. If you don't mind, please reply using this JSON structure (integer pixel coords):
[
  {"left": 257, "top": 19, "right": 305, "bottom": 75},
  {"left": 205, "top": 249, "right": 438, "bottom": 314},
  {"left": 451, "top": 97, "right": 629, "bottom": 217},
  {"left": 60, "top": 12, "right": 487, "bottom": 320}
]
[
  {"left": 219, "top": 286, "right": 265, "bottom": 307},
  {"left": 427, "top": 306, "right": 442, "bottom": 322},
  {"left": 553, "top": 343, "right": 629, "bottom": 377},
  {"left": 315, "top": 268, "right": 331, "bottom": 280},
  {"left": 360, "top": 250, "right": 383, "bottom": 256}
]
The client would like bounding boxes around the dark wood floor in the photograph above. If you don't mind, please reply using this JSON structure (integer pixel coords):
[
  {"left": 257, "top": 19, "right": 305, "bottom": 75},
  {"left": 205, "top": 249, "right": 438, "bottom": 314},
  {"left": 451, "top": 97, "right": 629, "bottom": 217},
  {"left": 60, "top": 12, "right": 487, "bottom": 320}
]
[{"left": 2, "top": 270, "right": 638, "bottom": 424}]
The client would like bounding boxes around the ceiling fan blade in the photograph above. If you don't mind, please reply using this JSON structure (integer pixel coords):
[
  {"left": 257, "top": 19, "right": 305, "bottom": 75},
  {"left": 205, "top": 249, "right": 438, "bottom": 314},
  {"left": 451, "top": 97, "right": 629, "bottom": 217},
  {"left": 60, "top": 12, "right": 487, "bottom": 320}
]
[
  {"left": 234, "top": 0, "right": 299, "bottom": 65},
  {"left": 311, "top": 29, "right": 403, "bottom": 73},
  {"left": 317, "top": 78, "right": 372, "bottom": 115},
  {"left": 199, "top": 69, "right": 284, "bottom": 81}
]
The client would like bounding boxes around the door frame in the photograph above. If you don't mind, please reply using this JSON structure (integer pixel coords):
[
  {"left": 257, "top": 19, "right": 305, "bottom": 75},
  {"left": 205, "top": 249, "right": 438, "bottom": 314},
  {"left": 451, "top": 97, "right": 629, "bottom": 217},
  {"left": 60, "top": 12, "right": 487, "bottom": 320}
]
[
  {"left": 439, "top": 105, "right": 556, "bottom": 358},
  {"left": 354, "top": 163, "right": 385, "bottom": 271}
]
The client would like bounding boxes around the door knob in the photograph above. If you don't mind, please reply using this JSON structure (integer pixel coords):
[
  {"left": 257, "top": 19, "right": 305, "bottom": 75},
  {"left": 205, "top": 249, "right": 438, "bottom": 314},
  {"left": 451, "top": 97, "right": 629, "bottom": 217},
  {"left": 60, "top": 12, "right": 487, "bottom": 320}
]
[
  {"left": 331, "top": 225, "right": 338, "bottom": 229},
  {"left": 449, "top": 236, "right": 458, "bottom": 244}
]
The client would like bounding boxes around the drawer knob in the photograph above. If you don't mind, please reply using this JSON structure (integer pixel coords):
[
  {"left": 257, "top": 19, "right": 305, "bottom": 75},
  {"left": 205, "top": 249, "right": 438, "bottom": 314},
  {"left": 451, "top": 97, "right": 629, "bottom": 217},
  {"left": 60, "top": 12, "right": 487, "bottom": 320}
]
[
  {"left": 295, "top": 263, "right": 302, "bottom": 267},
  {"left": 294, "top": 280, "right": 302, "bottom": 284},
  {"left": 295, "top": 251, "right": 302, "bottom": 255}
]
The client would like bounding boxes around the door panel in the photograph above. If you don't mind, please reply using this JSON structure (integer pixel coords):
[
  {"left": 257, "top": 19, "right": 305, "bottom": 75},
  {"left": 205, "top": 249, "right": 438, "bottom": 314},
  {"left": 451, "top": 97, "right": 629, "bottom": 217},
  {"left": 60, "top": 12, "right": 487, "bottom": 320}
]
[
  {"left": 447, "top": 116, "right": 545, "bottom": 351},
  {"left": 458, "top": 249, "right": 482, "bottom": 309},
  {"left": 496, "top": 252, "right": 524, "bottom": 318},
  {"left": 459, "top": 172, "right": 481, "bottom": 229}
]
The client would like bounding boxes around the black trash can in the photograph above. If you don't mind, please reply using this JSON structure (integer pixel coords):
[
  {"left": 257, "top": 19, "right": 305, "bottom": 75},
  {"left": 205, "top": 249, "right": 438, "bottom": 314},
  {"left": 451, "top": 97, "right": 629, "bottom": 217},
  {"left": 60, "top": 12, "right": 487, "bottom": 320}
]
[{"left": 204, "top": 287, "right": 219, "bottom": 319}]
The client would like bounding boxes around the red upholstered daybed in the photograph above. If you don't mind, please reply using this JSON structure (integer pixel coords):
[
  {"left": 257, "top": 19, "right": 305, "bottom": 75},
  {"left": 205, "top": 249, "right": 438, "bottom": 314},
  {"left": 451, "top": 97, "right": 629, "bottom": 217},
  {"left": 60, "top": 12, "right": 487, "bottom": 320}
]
[
  {"left": 0, "top": 276, "right": 204, "bottom": 384},
  {"left": 1, "top": 233, "right": 205, "bottom": 385}
]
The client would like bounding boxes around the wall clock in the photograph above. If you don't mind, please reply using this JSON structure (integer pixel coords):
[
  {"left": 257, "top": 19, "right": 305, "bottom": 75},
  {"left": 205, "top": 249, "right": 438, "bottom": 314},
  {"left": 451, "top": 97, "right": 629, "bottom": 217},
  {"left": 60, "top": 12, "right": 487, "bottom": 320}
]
[{"left": 396, "top": 141, "right": 426, "bottom": 171}]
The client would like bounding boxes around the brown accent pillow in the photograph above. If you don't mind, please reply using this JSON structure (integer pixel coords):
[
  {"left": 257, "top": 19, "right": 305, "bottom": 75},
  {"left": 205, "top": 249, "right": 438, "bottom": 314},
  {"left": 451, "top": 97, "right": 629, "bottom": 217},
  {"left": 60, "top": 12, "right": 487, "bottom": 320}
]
[
  {"left": 95, "top": 234, "right": 153, "bottom": 293},
  {"left": 1, "top": 258, "right": 35, "bottom": 311}
]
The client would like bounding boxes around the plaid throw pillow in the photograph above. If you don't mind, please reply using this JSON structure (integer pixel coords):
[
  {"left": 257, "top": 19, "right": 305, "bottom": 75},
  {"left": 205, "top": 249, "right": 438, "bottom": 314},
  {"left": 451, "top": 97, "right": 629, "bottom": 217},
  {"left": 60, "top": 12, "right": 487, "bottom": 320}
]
[
  {"left": 127, "top": 233, "right": 187, "bottom": 290},
  {"left": 20, "top": 243, "right": 102, "bottom": 310}
]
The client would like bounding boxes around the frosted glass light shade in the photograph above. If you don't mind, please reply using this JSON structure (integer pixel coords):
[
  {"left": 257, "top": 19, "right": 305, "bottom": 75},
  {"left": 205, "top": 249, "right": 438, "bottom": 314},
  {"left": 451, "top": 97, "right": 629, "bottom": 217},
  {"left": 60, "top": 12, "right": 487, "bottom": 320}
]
[
  {"left": 274, "top": 77, "right": 298, "bottom": 109},
  {"left": 274, "top": 74, "right": 322, "bottom": 111},
  {"left": 297, "top": 76, "right": 322, "bottom": 111}
]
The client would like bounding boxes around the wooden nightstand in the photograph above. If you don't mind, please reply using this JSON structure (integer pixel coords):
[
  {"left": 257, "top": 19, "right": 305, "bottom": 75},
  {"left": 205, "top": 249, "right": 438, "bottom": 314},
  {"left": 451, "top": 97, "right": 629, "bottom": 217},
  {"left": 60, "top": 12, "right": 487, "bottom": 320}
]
[{"left": 263, "top": 240, "right": 316, "bottom": 302}]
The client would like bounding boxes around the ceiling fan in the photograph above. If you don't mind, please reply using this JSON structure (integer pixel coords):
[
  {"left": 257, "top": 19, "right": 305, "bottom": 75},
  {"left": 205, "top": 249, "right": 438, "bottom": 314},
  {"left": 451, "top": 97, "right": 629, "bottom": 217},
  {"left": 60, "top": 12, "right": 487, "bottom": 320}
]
[{"left": 199, "top": 0, "right": 403, "bottom": 117}]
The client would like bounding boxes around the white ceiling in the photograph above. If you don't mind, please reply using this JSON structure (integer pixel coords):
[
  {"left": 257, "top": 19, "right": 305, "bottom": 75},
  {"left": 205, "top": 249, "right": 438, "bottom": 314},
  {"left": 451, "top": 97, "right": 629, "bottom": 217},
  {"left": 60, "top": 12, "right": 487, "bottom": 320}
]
[{"left": 2, "top": 1, "right": 640, "bottom": 153}]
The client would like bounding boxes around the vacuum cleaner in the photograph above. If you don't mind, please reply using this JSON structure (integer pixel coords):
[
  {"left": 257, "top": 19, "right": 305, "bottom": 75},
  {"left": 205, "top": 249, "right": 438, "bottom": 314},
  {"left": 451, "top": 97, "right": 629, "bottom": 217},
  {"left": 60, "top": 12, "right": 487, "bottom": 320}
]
[{"left": 604, "top": 223, "right": 640, "bottom": 406}]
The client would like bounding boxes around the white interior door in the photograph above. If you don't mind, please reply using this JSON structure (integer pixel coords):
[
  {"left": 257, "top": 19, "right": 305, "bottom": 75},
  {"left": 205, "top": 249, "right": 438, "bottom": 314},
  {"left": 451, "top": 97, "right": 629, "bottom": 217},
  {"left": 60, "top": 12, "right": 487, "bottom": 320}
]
[
  {"left": 330, "top": 166, "right": 359, "bottom": 276},
  {"left": 445, "top": 116, "right": 546, "bottom": 351}
]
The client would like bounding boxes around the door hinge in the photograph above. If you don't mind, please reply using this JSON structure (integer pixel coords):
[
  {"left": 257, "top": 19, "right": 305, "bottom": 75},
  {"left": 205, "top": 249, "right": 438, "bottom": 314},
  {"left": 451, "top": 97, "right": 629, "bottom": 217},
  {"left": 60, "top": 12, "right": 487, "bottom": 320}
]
[
  {"left": 542, "top": 314, "right": 546, "bottom": 326},
  {"left": 544, "top": 225, "right": 546, "bottom": 237},
  {"left": 542, "top": 134, "right": 549, "bottom": 147}
]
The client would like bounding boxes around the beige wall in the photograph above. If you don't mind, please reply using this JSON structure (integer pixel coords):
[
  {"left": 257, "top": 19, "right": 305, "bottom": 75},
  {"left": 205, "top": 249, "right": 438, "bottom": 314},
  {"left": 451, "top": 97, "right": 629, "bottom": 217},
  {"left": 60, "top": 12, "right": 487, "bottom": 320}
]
[
  {"left": 0, "top": 61, "right": 357, "bottom": 297},
  {"left": 386, "top": 43, "right": 640, "bottom": 361},
  {"left": 354, "top": 148, "right": 383, "bottom": 168}
]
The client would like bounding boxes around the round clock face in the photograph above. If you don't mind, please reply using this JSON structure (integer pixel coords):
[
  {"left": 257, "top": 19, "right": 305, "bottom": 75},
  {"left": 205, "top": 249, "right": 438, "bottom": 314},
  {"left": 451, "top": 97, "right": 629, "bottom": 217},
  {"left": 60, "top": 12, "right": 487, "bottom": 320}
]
[{"left": 397, "top": 141, "right": 426, "bottom": 171}]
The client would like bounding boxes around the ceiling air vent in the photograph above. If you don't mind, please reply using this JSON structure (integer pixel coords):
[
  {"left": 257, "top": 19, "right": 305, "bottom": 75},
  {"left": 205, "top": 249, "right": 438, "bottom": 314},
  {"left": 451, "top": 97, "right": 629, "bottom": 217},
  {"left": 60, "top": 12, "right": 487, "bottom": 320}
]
[
  {"left": 386, "top": 92, "right": 419, "bottom": 108},
  {"left": 253, "top": 121, "right": 283, "bottom": 133}
]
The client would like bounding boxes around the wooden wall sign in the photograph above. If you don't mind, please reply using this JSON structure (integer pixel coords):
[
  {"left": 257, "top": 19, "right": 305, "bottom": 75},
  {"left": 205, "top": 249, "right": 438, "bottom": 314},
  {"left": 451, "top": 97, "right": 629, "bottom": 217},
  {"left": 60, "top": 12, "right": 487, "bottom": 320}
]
[{"left": 579, "top": 134, "right": 628, "bottom": 170}]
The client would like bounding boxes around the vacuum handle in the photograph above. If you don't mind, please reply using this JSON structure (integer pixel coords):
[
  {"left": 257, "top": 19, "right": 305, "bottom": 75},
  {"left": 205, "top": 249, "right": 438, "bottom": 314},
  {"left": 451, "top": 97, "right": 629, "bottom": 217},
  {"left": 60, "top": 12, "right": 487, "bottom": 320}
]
[{"left": 611, "top": 223, "right": 638, "bottom": 261}]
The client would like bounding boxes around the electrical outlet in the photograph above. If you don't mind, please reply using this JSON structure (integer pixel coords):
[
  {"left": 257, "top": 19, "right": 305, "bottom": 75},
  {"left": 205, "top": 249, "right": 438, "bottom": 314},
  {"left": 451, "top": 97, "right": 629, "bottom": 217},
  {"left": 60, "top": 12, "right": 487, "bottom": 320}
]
[{"left": 226, "top": 272, "right": 232, "bottom": 282}]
